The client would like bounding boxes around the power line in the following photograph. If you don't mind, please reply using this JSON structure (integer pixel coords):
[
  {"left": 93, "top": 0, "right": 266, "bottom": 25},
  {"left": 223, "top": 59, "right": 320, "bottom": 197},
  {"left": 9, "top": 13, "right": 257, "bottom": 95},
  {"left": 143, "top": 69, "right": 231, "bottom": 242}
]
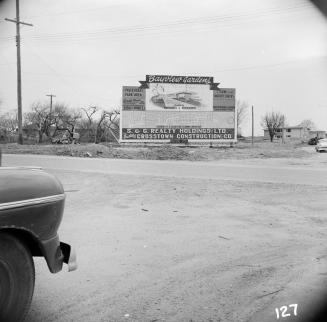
[
  {"left": 20, "top": 55, "right": 327, "bottom": 80},
  {"left": 31, "top": 4, "right": 312, "bottom": 39},
  {"left": 23, "top": 42, "right": 89, "bottom": 102},
  {"left": 22, "top": 41, "right": 114, "bottom": 102},
  {"left": 0, "top": 3, "right": 311, "bottom": 42},
  {"left": 3, "top": 1, "right": 298, "bottom": 21},
  {"left": 19, "top": 2, "right": 127, "bottom": 19}
]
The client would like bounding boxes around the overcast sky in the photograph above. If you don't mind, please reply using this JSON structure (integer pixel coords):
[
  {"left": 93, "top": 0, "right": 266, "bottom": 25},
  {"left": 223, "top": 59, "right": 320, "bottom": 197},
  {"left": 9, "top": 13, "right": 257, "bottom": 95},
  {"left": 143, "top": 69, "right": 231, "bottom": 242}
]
[{"left": 0, "top": 0, "right": 326, "bottom": 135}]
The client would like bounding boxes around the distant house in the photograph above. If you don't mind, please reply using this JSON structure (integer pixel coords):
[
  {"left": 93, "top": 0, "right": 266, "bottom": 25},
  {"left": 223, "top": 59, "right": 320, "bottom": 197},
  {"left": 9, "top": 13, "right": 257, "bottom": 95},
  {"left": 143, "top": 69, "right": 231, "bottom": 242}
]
[
  {"left": 263, "top": 126, "right": 310, "bottom": 141},
  {"left": 308, "top": 130, "right": 326, "bottom": 139}
]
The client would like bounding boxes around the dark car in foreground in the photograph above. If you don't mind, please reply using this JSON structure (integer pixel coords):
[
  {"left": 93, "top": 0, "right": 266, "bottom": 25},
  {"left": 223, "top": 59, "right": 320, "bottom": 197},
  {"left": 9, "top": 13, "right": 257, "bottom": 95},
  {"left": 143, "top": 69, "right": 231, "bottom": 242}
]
[{"left": 0, "top": 166, "right": 77, "bottom": 322}]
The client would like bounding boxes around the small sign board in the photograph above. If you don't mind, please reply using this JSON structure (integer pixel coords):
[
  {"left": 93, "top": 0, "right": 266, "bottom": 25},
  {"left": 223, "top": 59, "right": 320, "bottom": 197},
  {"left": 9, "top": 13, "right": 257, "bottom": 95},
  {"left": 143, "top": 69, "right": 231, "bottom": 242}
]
[
  {"left": 213, "top": 88, "right": 235, "bottom": 111},
  {"left": 122, "top": 86, "right": 145, "bottom": 110}
]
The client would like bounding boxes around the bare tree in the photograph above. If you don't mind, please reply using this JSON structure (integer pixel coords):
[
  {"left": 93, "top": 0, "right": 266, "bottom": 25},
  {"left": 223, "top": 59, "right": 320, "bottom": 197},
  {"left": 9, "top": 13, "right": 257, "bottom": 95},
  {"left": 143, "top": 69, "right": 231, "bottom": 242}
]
[
  {"left": 52, "top": 104, "right": 81, "bottom": 139},
  {"left": 0, "top": 111, "right": 18, "bottom": 135},
  {"left": 94, "top": 109, "right": 120, "bottom": 143},
  {"left": 236, "top": 100, "right": 249, "bottom": 133},
  {"left": 94, "top": 110, "right": 108, "bottom": 144},
  {"left": 25, "top": 101, "right": 80, "bottom": 143},
  {"left": 298, "top": 119, "right": 317, "bottom": 130},
  {"left": 25, "top": 102, "right": 53, "bottom": 143},
  {"left": 80, "top": 106, "right": 120, "bottom": 143},
  {"left": 81, "top": 106, "right": 98, "bottom": 141},
  {"left": 101, "top": 109, "right": 120, "bottom": 143},
  {"left": 261, "top": 111, "right": 286, "bottom": 142}
]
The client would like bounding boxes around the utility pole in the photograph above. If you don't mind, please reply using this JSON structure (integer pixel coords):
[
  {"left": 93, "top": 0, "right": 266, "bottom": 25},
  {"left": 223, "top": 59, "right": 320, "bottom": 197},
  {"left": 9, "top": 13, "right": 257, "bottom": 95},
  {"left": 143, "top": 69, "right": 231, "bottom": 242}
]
[
  {"left": 46, "top": 94, "right": 56, "bottom": 120},
  {"left": 251, "top": 105, "right": 254, "bottom": 147},
  {"left": 282, "top": 121, "right": 285, "bottom": 144},
  {"left": 5, "top": 0, "right": 33, "bottom": 144},
  {"left": 46, "top": 94, "right": 56, "bottom": 138}
]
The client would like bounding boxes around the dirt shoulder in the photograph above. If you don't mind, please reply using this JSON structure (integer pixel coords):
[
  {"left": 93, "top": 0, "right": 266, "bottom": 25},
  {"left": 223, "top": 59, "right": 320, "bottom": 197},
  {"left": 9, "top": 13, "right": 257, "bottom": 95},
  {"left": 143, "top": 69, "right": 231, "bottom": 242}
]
[
  {"left": 24, "top": 169, "right": 327, "bottom": 322},
  {"left": 0, "top": 141, "right": 315, "bottom": 162}
]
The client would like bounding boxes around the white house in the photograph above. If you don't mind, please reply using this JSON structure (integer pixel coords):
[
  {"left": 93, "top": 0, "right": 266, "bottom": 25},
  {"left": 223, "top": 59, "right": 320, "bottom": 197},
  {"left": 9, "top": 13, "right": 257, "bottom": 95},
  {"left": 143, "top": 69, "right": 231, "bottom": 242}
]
[{"left": 263, "top": 126, "right": 310, "bottom": 140}]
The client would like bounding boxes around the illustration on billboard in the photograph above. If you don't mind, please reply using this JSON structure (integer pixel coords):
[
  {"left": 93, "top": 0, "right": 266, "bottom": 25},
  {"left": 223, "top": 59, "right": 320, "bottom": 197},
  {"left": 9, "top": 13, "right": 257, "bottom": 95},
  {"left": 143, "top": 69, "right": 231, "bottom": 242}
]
[{"left": 147, "top": 83, "right": 213, "bottom": 111}]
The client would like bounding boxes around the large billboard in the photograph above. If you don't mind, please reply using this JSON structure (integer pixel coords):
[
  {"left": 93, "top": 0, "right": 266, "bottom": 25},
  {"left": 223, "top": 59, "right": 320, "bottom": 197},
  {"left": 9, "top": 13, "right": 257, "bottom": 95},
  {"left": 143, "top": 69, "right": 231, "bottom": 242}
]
[{"left": 121, "top": 75, "right": 236, "bottom": 143}]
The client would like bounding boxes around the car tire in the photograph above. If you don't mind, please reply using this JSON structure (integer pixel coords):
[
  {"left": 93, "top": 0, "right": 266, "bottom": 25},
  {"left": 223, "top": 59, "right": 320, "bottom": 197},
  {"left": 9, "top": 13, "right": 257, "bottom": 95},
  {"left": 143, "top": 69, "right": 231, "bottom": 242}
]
[{"left": 0, "top": 232, "right": 35, "bottom": 322}]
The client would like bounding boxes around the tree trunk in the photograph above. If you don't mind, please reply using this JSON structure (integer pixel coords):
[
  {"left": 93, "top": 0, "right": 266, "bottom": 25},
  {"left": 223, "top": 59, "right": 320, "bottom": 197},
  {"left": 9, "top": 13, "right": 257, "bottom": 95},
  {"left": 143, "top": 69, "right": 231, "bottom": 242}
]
[
  {"left": 269, "top": 129, "right": 274, "bottom": 142},
  {"left": 94, "top": 127, "right": 98, "bottom": 144},
  {"left": 38, "top": 131, "right": 43, "bottom": 143}
]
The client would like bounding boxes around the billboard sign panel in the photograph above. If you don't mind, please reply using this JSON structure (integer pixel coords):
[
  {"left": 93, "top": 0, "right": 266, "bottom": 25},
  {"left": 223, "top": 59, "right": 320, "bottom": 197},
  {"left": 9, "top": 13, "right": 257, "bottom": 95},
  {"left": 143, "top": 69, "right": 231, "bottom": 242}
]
[
  {"left": 122, "top": 86, "right": 145, "bottom": 110},
  {"left": 120, "top": 75, "right": 236, "bottom": 143},
  {"left": 122, "top": 128, "right": 234, "bottom": 140},
  {"left": 146, "top": 75, "right": 213, "bottom": 85},
  {"left": 213, "top": 88, "right": 235, "bottom": 111}
]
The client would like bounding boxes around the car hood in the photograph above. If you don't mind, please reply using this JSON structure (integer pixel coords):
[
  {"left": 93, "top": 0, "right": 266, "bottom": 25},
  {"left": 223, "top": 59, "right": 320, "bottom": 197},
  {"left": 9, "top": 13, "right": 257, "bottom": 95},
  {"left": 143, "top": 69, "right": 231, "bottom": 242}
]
[{"left": 0, "top": 168, "right": 64, "bottom": 204}]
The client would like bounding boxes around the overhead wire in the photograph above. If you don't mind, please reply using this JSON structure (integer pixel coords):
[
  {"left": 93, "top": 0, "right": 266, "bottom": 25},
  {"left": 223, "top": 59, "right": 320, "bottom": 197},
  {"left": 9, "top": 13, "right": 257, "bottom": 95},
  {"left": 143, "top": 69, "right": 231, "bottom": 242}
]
[
  {"left": 28, "top": 4, "right": 312, "bottom": 39},
  {"left": 0, "top": 3, "right": 312, "bottom": 42},
  {"left": 19, "top": 55, "right": 327, "bottom": 80},
  {"left": 19, "top": 2, "right": 130, "bottom": 19},
  {"left": 1, "top": 2, "right": 321, "bottom": 92},
  {"left": 22, "top": 42, "right": 89, "bottom": 103},
  {"left": 22, "top": 41, "right": 116, "bottom": 103}
]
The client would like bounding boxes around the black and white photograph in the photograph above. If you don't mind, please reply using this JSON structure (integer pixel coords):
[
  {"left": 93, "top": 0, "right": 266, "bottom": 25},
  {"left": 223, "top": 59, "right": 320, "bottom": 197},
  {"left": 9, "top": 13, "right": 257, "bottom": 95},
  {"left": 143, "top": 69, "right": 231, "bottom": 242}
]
[{"left": 0, "top": 0, "right": 327, "bottom": 321}]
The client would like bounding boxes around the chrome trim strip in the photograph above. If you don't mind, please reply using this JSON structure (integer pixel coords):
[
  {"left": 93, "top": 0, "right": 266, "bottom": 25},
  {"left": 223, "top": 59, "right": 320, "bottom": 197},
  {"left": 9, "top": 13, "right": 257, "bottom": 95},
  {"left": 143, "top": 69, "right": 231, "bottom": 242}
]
[
  {"left": 0, "top": 166, "right": 42, "bottom": 170},
  {"left": 0, "top": 194, "right": 65, "bottom": 211}
]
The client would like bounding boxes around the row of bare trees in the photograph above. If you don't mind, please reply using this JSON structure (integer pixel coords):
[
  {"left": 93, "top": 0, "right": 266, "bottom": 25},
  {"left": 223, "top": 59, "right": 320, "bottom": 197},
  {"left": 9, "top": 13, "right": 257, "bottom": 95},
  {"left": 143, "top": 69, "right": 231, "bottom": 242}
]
[
  {"left": 0, "top": 101, "right": 120, "bottom": 144},
  {"left": 1, "top": 98, "right": 317, "bottom": 143}
]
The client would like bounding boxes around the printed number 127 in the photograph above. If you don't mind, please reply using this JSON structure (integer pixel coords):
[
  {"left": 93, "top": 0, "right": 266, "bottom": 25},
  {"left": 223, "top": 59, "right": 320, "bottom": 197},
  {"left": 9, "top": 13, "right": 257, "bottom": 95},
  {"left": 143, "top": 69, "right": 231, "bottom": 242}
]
[{"left": 275, "top": 304, "right": 298, "bottom": 319}]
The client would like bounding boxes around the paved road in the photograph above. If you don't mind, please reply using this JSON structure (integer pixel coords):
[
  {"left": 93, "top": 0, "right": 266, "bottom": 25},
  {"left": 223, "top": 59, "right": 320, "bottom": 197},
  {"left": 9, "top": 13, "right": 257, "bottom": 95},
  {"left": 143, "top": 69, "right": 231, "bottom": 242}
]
[{"left": 3, "top": 154, "right": 327, "bottom": 186}]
